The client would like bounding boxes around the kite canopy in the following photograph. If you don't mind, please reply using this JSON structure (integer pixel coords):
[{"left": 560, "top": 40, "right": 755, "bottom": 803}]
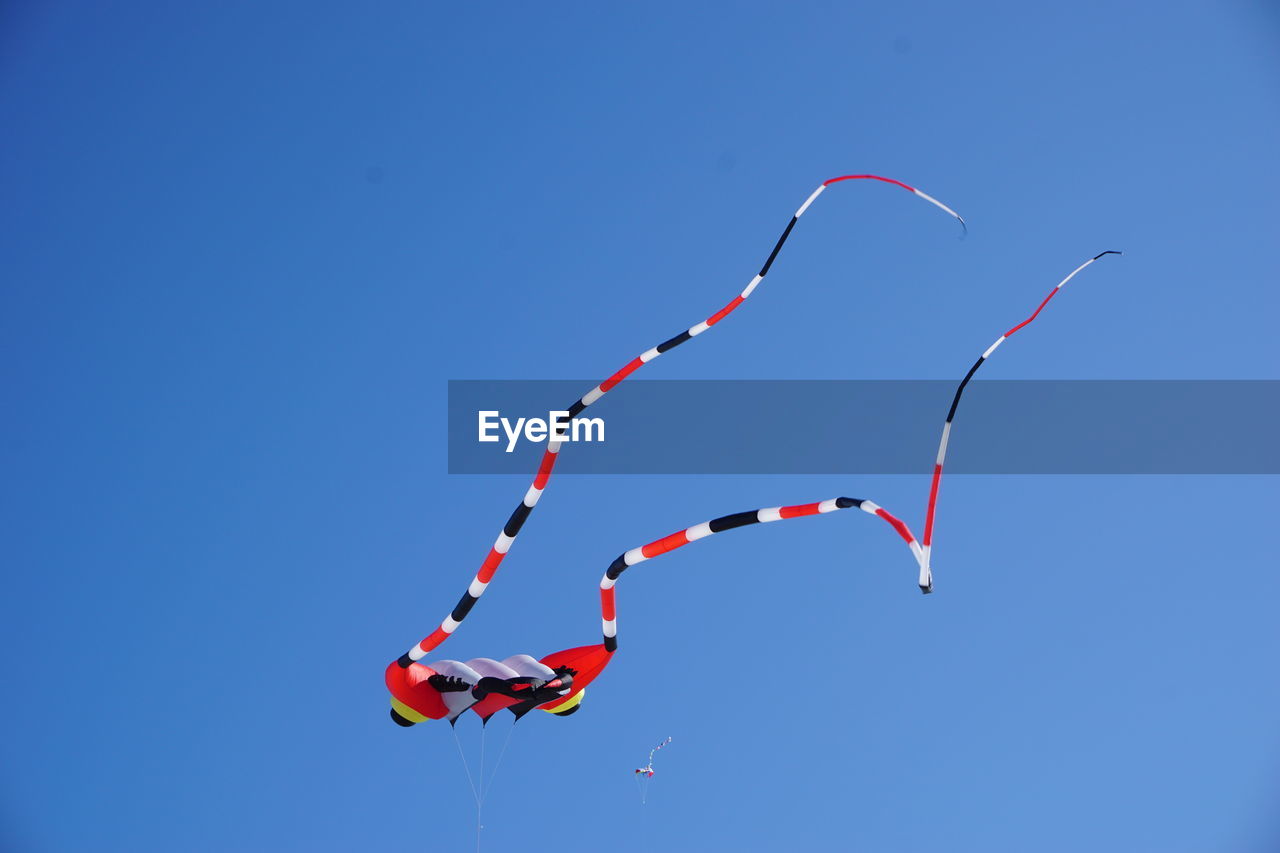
[{"left": 385, "top": 644, "right": 612, "bottom": 726}]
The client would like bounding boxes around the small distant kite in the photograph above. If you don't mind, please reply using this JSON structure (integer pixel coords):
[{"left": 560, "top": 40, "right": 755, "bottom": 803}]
[
  {"left": 635, "top": 737, "right": 672, "bottom": 779},
  {"left": 634, "top": 737, "right": 672, "bottom": 804}
]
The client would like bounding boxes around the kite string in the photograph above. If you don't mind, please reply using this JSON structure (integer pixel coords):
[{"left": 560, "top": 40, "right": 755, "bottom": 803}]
[
  {"left": 450, "top": 726, "right": 480, "bottom": 806},
  {"left": 480, "top": 721, "right": 517, "bottom": 802},
  {"left": 449, "top": 726, "right": 482, "bottom": 852}
]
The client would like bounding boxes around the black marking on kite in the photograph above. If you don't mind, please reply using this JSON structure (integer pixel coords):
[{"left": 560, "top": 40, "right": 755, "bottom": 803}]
[
  {"left": 450, "top": 592, "right": 480, "bottom": 623},
  {"left": 708, "top": 511, "right": 761, "bottom": 533},
  {"left": 605, "top": 555, "right": 628, "bottom": 580},
  {"left": 504, "top": 502, "right": 533, "bottom": 537},
  {"left": 945, "top": 356, "right": 987, "bottom": 424},
  {"left": 656, "top": 330, "right": 693, "bottom": 353},
  {"left": 759, "top": 217, "right": 799, "bottom": 277}
]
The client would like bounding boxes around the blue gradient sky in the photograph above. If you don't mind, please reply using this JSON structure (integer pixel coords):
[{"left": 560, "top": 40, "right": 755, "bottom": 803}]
[{"left": 2, "top": 3, "right": 1278, "bottom": 851}]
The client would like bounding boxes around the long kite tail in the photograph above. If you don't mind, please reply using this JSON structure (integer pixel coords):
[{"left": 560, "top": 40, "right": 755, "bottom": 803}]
[
  {"left": 597, "top": 498, "right": 921, "bottom": 652},
  {"left": 649, "top": 737, "right": 672, "bottom": 764},
  {"left": 396, "top": 176, "right": 965, "bottom": 667},
  {"left": 917, "top": 250, "right": 1122, "bottom": 593},
  {"left": 593, "top": 251, "right": 1123, "bottom": 646}
]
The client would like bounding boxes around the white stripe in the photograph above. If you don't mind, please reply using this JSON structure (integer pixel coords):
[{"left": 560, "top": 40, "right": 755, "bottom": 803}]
[
  {"left": 468, "top": 578, "right": 489, "bottom": 597},
  {"left": 547, "top": 440, "right": 562, "bottom": 454},
  {"left": 494, "top": 532, "right": 515, "bottom": 554},
  {"left": 918, "top": 546, "right": 933, "bottom": 589},
  {"left": 1055, "top": 257, "right": 1096, "bottom": 291},
  {"left": 818, "top": 498, "right": 839, "bottom": 513},
  {"left": 581, "top": 386, "right": 604, "bottom": 406},
  {"left": 640, "top": 347, "right": 661, "bottom": 363},
  {"left": 623, "top": 547, "right": 648, "bottom": 566},
  {"left": 912, "top": 188, "right": 963, "bottom": 222},
  {"left": 918, "top": 563, "right": 932, "bottom": 590},
  {"left": 741, "top": 274, "right": 764, "bottom": 298},
  {"left": 408, "top": 646, "right": 426, "bottom": 661},
  {"left": 757, "top": 507, "right": 782, "bottom": 523},
  {"left": 602, "top": 618, "right": 617, "bottom": 638},
  {"left": 689, "top": 321, "right": 710, "bottom": 337},
  {"left": 441, "top": 616, "right": 461, "bottom": 634},
  {"left": 795, "top": 184, "right": 825, "bottom": 218},
  {"left": 600, "top": 575, "right": 616, "bottom": 590},
  {"left": 935, "top": 421, "right": 952, "bottom": 465},
  {"left": 859, "top": 500, "right": 881, "bottom": 514},
  {"left": 982, "top": 337, "right": 1004, "bottom": 359},
  {"left": 523, "top": 485, "right": 543, "bottom": 506},
  {"left": 908, "top": 540, "right": 925, "bottom": 563},
  {"left": 685, "top": 521, "right": 713, "bottom": 542}
]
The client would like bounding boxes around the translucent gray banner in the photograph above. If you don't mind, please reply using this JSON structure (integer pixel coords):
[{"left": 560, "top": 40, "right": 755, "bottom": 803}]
[{"left": 447, "top": 380, "right": 1279, "bottom": 474}]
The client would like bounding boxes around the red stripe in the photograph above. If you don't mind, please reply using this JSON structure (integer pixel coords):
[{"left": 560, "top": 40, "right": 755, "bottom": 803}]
[
  {"left": 420, "top": 628, "right": 450, "bottom": 653},
  {"left": 823, "top": 174, "right": 915, "bottom": 192},
  {"left": 874, "top": 508, "right": 917, "bottom": 545},
  {"left": 600, "top": 587, "right": 616, "bottom": 621},
  {"left": 779, "top": 502, "right": 823, "bottom": 519},
  {"left": 922, "top": 464, "right": 943, "bottom": 546},
  {"left": 706, "top": 295, "right": 745, "bottom": 326},
  {"left": 1003, "top": 286, "right": 1061, "bottom": 338},
  {"left": 601, "top": 357, "right": 644, "bottom": 392},
  {"left": 642, "top": 530, "right": 691, "bottom": 559},
  {"left": 532, "top": 447, "right": 558, "bottom": 490},
  {"left": 476, "top": 548, "right": 504, "bottom": 583}
]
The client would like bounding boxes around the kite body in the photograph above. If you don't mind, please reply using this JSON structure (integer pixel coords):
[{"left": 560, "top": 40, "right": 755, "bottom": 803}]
[{"left": 385, "top": 644, "right": 612, "bottom": 726}]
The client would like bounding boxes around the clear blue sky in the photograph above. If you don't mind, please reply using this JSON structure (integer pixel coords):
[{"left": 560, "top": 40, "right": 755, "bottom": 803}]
[{"left": 3, "top": 3, "right": 1278, "bottom": 851}]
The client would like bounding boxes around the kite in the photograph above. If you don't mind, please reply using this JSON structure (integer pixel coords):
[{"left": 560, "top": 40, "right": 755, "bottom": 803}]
[
  {"left": 635, "top": 737, "right": 673, "bottom": 804},
  {"left": 635, "top": 737, "right": 672, "bottom": 778},
  {"left": 386, "top": 247, "right": 1120, "bottom": 725},
  {"left": 386, "top": 174, "right": 966, "bottom": 727}
]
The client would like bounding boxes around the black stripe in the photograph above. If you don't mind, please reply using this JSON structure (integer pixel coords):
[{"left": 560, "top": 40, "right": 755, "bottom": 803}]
[
  {"left": 836, "top": 497, "right": 861, "bottom": 509},
  {"left": 390, "top": 707, "right": 416, "bottom": 727},
  {"left": 604, "top": 635, "right": 618, "bottom": 653},
  {"left": 396, "top": 653, "right": 414, "bottom": 669},
  {"left": 605, "top": 554, "right": 628, "bottom": 580},
  {"left": 945, "top": 356, "right": 986, "bottom": 424},
  {"left": 656, "top": 330, "right": 692, "bottom": 354},
  {"left": 450, "top": 592, "right": 479, "bottom": 622},
  {"left": 758, "top": 216, "right": 798, "bottom": 277},
  {"left": 503, "top": 501, "right": 533, "bottom": 537},
  {"left": 1093, "top": 250, "right": 1122, "bottom": 261},
  {"left": 566, "top": 400, "right": 586, "bottom": 418},
  {"left": 708, "top": 510, "right": 761, "bottom": 533}
]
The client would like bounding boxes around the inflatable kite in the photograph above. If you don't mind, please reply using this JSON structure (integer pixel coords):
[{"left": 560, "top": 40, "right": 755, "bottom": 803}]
[
  {"left": 384, "top": 174, "right": 1119, "bottom": 728},
  {"left": 386, "top": 174, "right": 965, "bottom": 726}
]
